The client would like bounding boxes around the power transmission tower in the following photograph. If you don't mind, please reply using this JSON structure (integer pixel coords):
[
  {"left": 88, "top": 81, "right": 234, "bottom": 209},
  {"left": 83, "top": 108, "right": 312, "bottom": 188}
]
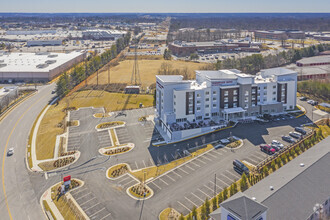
[{"left": 130, "top": 38, "right": 141, "bottom": 86}]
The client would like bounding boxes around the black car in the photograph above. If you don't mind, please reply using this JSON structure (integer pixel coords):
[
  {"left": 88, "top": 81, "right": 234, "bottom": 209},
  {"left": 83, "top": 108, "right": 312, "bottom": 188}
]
[
  {"left": 295, "top": 127, "right": 307, "bottom": 135},
  {"left": 233, "top": 160, "right": 249, "bottom": 175},
  {"left": 282, "top": 135, "right": 295, "bottom": 143},
  {"left": 300, "top": 97, "right": 307, "bottom": 101},
  {"left": 290, "top": 132, "right": 302, "bottom": 139}
]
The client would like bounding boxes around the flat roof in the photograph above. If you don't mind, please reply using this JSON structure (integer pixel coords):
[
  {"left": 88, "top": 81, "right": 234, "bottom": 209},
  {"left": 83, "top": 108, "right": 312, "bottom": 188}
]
[
  {"left": 196, "top": 70, "right": 238, "bottom": 80},
  {"left": 222, "top": 107, "right": 246, "bottom": 114},
  {"left": 296, "top": 55, "right": 330, "bottom": 65},
  {"left": 0, "top": 51, "right": 84, "bottom": 73},
  {"left": 243, "top": 136, "right": 330, "bottom": 220},
  {"left": 156, "top": 75, "right": 184, "bottom": 83},
  {"left": 260, "top": 67, "right": 297, "bottom": 77},
  {"left": 286, "top": 63, "right": 330, "bottom": 75}
]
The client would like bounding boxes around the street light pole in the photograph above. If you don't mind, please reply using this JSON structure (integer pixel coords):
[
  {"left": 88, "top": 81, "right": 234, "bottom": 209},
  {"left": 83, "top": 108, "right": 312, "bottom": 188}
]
[{"left": 214, "top": 174, "right": 216, "bottom": 197}]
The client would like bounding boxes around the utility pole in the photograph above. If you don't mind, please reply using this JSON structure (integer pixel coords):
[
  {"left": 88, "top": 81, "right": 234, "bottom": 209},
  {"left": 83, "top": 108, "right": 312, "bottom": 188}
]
[
  {"left": 214, "top": 174, "right": 217, "bottom": 197},
  {"left": 97, "top": 69, "right": 99, "bottom": 86},
  {"left": 108, "top": 64, "right": 110, "bottom": 85}
]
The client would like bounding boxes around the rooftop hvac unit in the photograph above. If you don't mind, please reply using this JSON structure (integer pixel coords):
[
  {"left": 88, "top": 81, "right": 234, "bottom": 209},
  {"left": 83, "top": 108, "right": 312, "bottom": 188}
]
[
  {"left": 48, "top": 54, "right": 58, "bottom": 58},
  {"left": 36, "top": 63, "right": 49, "bottom": 69},
  {"left": 0, "top": 63, "right": 7, "bottom": 68},
  {"left": 45, "top": 60, "right": 56, "bottom": 64}
]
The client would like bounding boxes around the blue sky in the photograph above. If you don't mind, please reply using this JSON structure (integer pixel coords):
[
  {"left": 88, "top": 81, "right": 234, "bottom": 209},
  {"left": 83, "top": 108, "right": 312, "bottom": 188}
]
[{"left": 1, "top": 0, "right": 330, "bottom": 13}]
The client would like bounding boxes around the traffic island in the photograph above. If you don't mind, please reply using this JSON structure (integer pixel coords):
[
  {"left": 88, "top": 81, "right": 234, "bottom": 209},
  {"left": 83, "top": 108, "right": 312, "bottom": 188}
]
[
  {"left": 37, "top": 151, "right": 81, "bottom": 172},
  {"left": 107, "top": 163, "right": 130, "bottom": 179},
  {"left": 99, "top": 143, "right": 134, "bottom": 156},
  {"left": 40, "top": 178, "right": 87, "bottom": 220},
  {"left": 96, "top": 121, "right": 125, "bottom": 131},
  {"left": 159, "top": 208, "right": 181, "bottom": 220},
  {"left": 127, "top": 183, "right": 153, "bottom": 200},
  {"left": 93, "top": 112, "right": 113, "bottom": 118}
]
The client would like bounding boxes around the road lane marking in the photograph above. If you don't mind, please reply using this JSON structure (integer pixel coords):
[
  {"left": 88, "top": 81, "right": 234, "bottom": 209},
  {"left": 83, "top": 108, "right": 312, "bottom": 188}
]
[
  {"left": 213, "top": 151, "right": 223, "bottom": 156},
  {"left": 190, "top": 161, "right": 201, "bottom": 167},
  {"left": 185, "top": 196, "right": 198, "bottom": 207},
  {"left": 84, "top": 202, "right": 100, "bottom": 212},
  {"left": 149, "top": 158, "right": 155, "bottom": 166},
  {"left": 208, "top": 153, "right": 218, "bottom": 159},
  {"left": 117, "top": 176, "right": 130, "bottom": 184},
  {"left": 76, "top": 192, "right": 92, "bottom": 201},
  {"left": 226, "top": 170, "right": 241, "bottom": 179},
  {"left": 135, "top": 161, "right": 139, "bottom": 170},
  {"left": 201, "top": 155, "right": 212, "bottom": 161},
  {"left": 142, "top": 160, "right": 147, "bottom": 168},
  {"left": 2, "top": 91, "right": 50, "bottom": 220},
  {"left": 122, "top": 179, "right": 137, "bottom": 188},
  {"left": 209, "top": 180, "right": 223, "bottom": 191},
  {"left": 204, "top": 184, "right": 214, "bottom": 192},
  {"left": 177, "top": 201, "right": 191, "bottom": 212}
]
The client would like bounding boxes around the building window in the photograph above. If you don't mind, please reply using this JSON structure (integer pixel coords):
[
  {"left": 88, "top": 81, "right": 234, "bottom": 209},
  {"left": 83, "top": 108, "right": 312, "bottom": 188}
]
[
  {"left": 252, "top": 89, "right": 256, "bottom": 94},
  {"left": 224, "top": 97, "right": 228, "bottom": 102},
  {"left": 213, "top": 91, "right": 216, "bottom": 94},
  {"left": 273, "top": 97, "right": 276, "bottom": 101},
  {"left": 205, "top": 113, "right": 209, "bottom": 116},
  {"left": 258, "top": 87, "right": 261, "bottom": 90},
  {"left": 245, "top": 91, "right": 249, "bottom": 96},
  {"left": 213, "top": 97, "right": 217, "bottom": 101},
  {"left": 196, "top": 116, "right": 202, "bottom": 120},
  {"left": 205, "top": 104, "right": 209, "bottom": 108},
  {"left": 174, "top": 108, "right": 176, "bottom": 112},
  {"left": 245, "top": 97, "right": 249, "bottom": 102},
  {"left": 233, "top": 90, "right": 238, "bottom": 95},
  {"left": 197, "top": 94, "right": 200, "bottom": 97},
  {"left": 264, "top": 86, "right": 267, "bottom": 89},
  {"left": 213, "top": 104, "right": 216, "bottom": 107},
  {"left": 197, "top": 107, "right": 201, "bottom": 111},
  {"left": 233, "top": 103, "right": 237, "bottom": 108},
  {"left": 197, "top": 100, "right": 201, "bottom": 104},
  {"left": 273, "top": 91, "right": 276, "bottom": 95},
  {"left": 273, "top": 85, "right": 276, "bottom": 89},
  {"left": 224, "top": 91, "right": 228, "bottom": 96},
  {"left": 252, "top": 103, "right": 256, "bottom": 107},
  {"left": 233, "top": 96, "right": 237, "bottom": 102},
  {"left": 174, "top": 95, "right": 176, "bottom": 98},
  {"left": 264, "top": 92, "right": 267, "bottom": 95},
  {"left": 174, "top": 102, "right": 176, "bottom": 105},
  {"left": 224, "top": 104, "right": 228, "bottom": 109},
  {"left": 245, "top": 104, "right": 248, "bottom": 109},
  {"left": 206, "top": 98, "right": 209, "bottom": 101},
  {"left": 205, "top": 91, "right": 209, "bottom": 95}
]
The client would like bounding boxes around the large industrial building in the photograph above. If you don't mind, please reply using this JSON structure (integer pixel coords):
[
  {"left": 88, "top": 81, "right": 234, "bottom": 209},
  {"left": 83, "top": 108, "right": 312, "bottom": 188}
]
[
  {"left": 82, "top": 30, "right": 126, "bottom": 41},
  {"left": 254, "top": 30, "right": 305, "bottom": 40},
  {"left": 0, "top": 51, "right": 86, "bottom": 82},
  {"left": 168, "top": 40, "right": 261, "bottom": 56},
  {"left": 156, "top": 67, "right": 297, "bottom": 140}
]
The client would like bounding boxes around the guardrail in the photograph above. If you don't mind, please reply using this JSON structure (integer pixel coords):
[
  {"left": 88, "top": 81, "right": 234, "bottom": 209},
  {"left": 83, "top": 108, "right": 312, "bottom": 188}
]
[{"left": 254, "top": 130, "right": 316, "bottom": 173}]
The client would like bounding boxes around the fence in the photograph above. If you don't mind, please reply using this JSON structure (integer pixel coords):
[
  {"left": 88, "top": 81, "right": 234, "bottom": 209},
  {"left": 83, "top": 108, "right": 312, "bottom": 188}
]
[{"left": 254, "top": 130, "right": 316, "bottom": 173}]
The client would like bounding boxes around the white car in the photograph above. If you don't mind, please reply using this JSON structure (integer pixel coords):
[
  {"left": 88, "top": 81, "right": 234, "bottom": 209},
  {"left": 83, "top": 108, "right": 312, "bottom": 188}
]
[
  {"left": 271, "top": 140, "right": 284, "bottom": 149},
  {"left": 7, "top": 148, "right": 14, "bottom": 156}
]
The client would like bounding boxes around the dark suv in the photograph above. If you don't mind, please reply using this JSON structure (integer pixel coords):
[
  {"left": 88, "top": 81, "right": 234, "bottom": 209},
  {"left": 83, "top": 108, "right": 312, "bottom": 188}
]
[
  {"left": 282, "top": 135, "right": 295, "bottom": 143},
  {"left": 295, "top": 127, "right": 306, "bottom": 135},
  {"left": 260, "top": 144, "right": 276, "bottom": 155}
]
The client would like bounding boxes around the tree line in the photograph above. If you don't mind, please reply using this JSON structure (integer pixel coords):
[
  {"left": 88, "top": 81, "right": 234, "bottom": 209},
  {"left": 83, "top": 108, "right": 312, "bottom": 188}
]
[
  {"left": 56, "top": 32, "right": 131, "bottom": 98},
  {"left": 213, "top": 44, "right": 330, "bottom": 75},
  {"left": 298, "top": 80, "right": 330, "bottom": 101}
]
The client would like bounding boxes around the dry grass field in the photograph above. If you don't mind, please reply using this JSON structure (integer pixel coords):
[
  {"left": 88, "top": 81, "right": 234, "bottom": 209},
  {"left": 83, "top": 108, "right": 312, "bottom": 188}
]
[
  {"left": 88, "top": 58, "right": 208, "bottom": 88},
  {"left": 36, "top": 90, "right": 153, "bottom": 160}
]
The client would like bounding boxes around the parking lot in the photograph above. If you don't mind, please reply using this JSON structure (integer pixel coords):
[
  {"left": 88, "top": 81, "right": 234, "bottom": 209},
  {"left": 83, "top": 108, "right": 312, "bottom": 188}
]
[{"left": 71, "top": 187, "right": 112, "bottom": 220}]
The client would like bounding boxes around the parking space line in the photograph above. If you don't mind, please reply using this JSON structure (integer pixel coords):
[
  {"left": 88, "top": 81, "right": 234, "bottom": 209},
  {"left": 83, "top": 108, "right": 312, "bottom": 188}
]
[
  {"left": 135, "top": 161, "right": 138, "bottom": 170},
  {"left": 191, "top": 192, "right": 204, "bottom": 203},
  {"left": 201, "top": 155, "right": 212, "bottom": 161},
  {"left": 209, "top": 180, "right": 223, "bottom": 191},
  {"left": 190, "top": 161, "right": 201, "bottom": 167},
  {"left": 248, "top": 156, "right": 260, "bottom": 164},
  {"left": 75, "top": 192, "right": 92, "bottom": 201},
  {"left": 178, "top": 167, "right": 189, "bottom": 174},
  {"left": 220, "top": 173, "right": 234, "bottom": 182},
  {"left": 226, "top": 170, "right": 240, "bottom": 179},
  {"left": 165, "top": 174, "right": 176, "bottom": 182},
  {"left": 142, "top": 160, "right": 147, "bottom": 168},
  {"left": 84, "top": 202, "right": 100, "bottom": 212},
  {"left": 122, "top": 179, "right": 137, "bottom": 188},
  {"left": 254, "top": 151, "right": 267, "bottom": 157},
  {"left": 80, "top": 197, "right": 96, "bottom": 206},
  {"left": 198, "top": 188, "right": 212, "bottom": 198},
  {"left": 220, "top": 148, "right": 227, "bottom": 153},
  {"left": 149, "top": 158, "right": 155, "bottom": 166},
  {"left": 89, "top": 207, "right": 106, "bottom": 218},
  {"left": 185, "top": 196, "right": 198, "bottom": 207},
  {"left": 172, "top": 170, "right": 182, "bottom": 178},
  {"left": 213, "top": 151, "right": 223, "bottom": 156},
  {"left": 177, "top": 201, "right": 191, "bottom": 212},
  {"left": 160, "top": 178, "right": 169, "bottom": 186},
  {"left": 216, "top": 177, "right": 228, "bottom": 186},
  {"left": 117, "top": 176, "right": 130, "bottom": 184},
  {"left": 71, "top": 188, "right": 88, "bottom": 195},
  {"left": 149, "top": 181, "right": 161, "bottom": 190},
  {"left": 207, "top": 153, "right": 218, "bottom": 159},
  {"left": 100, "top": 213, "right": 111, "bottom": 220},
  {"left": 185, "top": 164, "right": 195, "bottom": 171},
  {"left": 204, "top": 184, "right": 214, "bottom": 192},
  {"left": 195, "top": 158, "right": 207, "bottom": 164}
]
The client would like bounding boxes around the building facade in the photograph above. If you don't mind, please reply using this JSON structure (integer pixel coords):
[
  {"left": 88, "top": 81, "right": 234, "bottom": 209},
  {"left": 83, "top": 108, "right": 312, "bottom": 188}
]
[{"left": 156, "top": 68, "right": 297, "bottom": 140}]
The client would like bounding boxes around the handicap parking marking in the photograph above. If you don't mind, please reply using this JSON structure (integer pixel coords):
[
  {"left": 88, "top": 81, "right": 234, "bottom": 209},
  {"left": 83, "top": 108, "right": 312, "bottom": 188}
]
[
  {"left": 149, "top": 181, "right": 162, "bottom": 190},
  {"left": 185, "top": 196, "right": 199, "bottom": 207},
  {"left": 191, "top": 192, "right": 204, "bottom": 203},
  {"left": 89, "top": 207, "right": 106, "bottom": 218},
  {"left": 178, "top": 167, "right": 189, "bottom": 174},
  {"left": 177, "top": 201, "right": 192, "bottom": 212},
  {"left": 159, "top": 178, "right": 169, "bottom": 186}
]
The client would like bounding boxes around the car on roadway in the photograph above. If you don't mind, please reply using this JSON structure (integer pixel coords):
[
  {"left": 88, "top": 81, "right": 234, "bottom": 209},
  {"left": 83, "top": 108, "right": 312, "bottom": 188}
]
[
  {"left": 282, "top": 135, "right": 296, "bottom": 143},
  {"left": 51, "top": 90, "right": 56, "bottom": 94},
  {"left": 289, "top": 131, "right": 302, "bottom": 139},
  {"left": 260, "top": 144, "right": 276, "bottom": 155},
  {"left": 295, "top": 127, "right": 307, "bottom": 135},
  {"left": 7, "top": 148, "right": 14, "bottom": 156}
]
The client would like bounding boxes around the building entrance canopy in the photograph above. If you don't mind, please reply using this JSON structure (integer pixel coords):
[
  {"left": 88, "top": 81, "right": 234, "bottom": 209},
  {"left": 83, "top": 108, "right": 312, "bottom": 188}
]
[{"left": 222, "top": 107, "right": 246, "bottom": 121}]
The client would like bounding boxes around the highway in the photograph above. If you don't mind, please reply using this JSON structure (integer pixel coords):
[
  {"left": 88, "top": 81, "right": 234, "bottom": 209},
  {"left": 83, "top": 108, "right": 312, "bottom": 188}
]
[{"left": 0, "top": 83, "right": 56, "bottom": 220}]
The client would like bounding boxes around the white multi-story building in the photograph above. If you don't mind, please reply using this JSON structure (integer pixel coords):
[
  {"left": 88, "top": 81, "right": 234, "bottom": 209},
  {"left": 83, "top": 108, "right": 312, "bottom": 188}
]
[{"left": 155, "top": 67, "right": 297, "bottom": 140}]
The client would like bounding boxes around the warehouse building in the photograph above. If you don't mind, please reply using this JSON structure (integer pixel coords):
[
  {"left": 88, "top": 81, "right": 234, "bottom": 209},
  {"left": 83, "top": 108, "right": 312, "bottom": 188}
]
[
  {"left": 82, "top": 30, "right": 126, "bottom": 41},
  {"left": 254, "top": 30, "right": 305, "bottom": 40},
  {"left": 296, "top": 55, "right": 330, "bottom": 67},
  {"left": 168, "top": 40, "right": 261, "bottom": 56},
  {"left": 27, "top": 39, "right": 63, "bottom": 47},
  {"left": 155, "top": 67, "right": 297, "bottom": 140},
  {"left": 0, "top": 51, "right": 86, "bottom": 82}
]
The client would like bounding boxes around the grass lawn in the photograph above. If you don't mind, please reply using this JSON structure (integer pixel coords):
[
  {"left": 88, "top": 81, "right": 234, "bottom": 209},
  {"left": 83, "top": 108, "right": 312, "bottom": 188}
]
[
  {"left": 36, "top": 90, "right": 153, "bottom": 160},
  {"left": 88, "top": 58, "right": 208, "bottom": 88},
  {"left": 42, "top": 200, "right": 56, "bottom": 220}
]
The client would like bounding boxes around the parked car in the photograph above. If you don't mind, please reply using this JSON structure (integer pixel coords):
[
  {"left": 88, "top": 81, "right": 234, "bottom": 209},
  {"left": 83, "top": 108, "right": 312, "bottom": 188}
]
[
  {"left": 271, "top": 140, "right": 284, "bottom": 149},
  {"left": 260, "top": 144, "right": 276, "bottom": 155},
  {"left": 282, "top": 135, "right": 296, "bottom": 143},
  {"left": 289, "top": 132, "right": 302, "bottom": 139},
  {"left": 300, "top": 97, "right": 307, "bottom": 101},
  {"left": 233, "top": 160, "right": 249, "bottom": 175},
  {"left": 271, "top": 144, "right": 281, "bottom": 151},
  {"left": 7, "top": 148, "right": 14, "bottom": 156},
  {"left": 307, "top": 100, "right": 314, "bottom": 104},
  {"left": 295, "top": 127, "right": 307, "bottom": 135}
]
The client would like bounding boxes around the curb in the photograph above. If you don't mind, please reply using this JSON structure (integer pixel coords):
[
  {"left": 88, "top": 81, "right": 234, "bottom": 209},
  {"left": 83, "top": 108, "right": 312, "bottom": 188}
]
[
  {"left": 126, "top": 183, "right": 154, "bottom": 201},
  {"left": 99, "top": 143, "right": 134, "bottom": 156}
]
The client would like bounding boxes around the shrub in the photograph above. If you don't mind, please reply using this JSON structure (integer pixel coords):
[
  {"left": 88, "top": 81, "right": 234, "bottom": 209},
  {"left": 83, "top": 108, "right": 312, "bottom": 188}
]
[
  {"left": 271, "top": 160, "right": 276, "bottom": 172},
  {"left": 217, "top": 192, "right": 223, "bottom": 205},
  {"left": 262, "top": 166, "right": 269, "bottom": 177},
  {"left": 212, "top": 197, "right": 218, "bottom": 212},
  {"left": 192, "top": 206, "right": 197, "bottom": 220},
  {"left": 223, "top": 188, "right": 228, "bottom": 201},
  {"left": 281, "top": 154, "right": 287, "bottom": 165}
]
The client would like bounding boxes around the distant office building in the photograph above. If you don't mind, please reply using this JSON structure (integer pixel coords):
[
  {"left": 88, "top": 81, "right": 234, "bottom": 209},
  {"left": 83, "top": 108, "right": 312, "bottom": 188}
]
[
  {"left": 254, "top": 30, "right": 305, "bottom": 40},
  {"left": 27, "top": 40, "right": 63, "bottom": 47},
  {"left": 82, "top": 29, "right": 126, "bottom": 41},
  {"left": 313, "top": 34, "right": 330, "bottom": 41},
  {"left": 168, "top": 40, "right": 260, "bottom": 56},
  {"left": 156, "top": 67, "right": 297, "bottom": 140},
  {"left": 0, "top": 51, "right": 86, "bottom": 82}
]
